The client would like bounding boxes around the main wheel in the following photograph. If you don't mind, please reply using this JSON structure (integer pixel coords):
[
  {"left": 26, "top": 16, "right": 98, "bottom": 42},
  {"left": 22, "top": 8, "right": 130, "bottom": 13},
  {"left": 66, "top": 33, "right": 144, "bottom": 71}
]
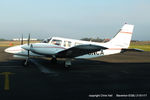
[
  {"left": 51, "top": 58, "right": 57, "bottom": 64},
  {"left": 22, "top": 60, "right": 29, "bottom": 67}
]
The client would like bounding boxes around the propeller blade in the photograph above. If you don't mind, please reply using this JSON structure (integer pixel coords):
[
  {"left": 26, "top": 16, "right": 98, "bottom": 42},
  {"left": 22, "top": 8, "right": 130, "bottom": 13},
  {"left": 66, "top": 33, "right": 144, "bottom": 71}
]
[
  {"left": 21, "top": 34, "right": 23, "bottom": 45},
  {"left": 27, "top": 34, "right": 30, "bottom": 60},
  {"left": 30, "top": 44, "right": 33, "bottom": 48},
  {"left": 24, "top": 33, "right": 31, "bottom": 67},
  {"left": 28, "top": 50, "right": 29, "bottom": 57},
  {"left": 28, "top": 33, "right": 30, "bottom": 45}
]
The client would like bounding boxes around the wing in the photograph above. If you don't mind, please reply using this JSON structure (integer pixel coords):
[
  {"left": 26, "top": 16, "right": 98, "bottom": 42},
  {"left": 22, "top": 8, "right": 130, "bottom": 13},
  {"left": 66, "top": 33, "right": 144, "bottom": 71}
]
[{"left": 56, "top": 44, "right": 108, "bottom": 58}]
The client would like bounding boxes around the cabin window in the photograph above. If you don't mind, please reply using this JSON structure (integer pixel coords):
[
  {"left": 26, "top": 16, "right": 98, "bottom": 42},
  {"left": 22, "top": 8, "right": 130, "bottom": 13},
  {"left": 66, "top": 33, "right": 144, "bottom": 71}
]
[
  {"left": 64, "top": 41, "right": 72, "bottom": 47},
  {"left": 51, "top": 39, "right": 62, "bottom": 46},
  {"left": 75, "top": 42, "right": 82, "bottom": 46}
]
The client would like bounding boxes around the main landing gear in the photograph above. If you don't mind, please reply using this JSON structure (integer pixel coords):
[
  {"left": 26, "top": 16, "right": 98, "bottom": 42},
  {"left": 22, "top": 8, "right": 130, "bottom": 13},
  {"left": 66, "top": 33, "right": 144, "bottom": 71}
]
[
  {"left": 51, "top": 57, "right": 57, "bottom": 64},
  {"left": 65, "top": 59, "right": 71, "bottom": 68},
  {"left": 51, "top": 57, "right": 72, "bottom": 68}
]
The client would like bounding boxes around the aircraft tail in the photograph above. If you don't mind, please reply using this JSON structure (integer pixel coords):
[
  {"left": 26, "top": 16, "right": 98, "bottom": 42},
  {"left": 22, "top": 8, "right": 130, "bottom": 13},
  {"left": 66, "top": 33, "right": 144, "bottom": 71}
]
[{"left": 106, "top": 24, "right": 134, "bottom": 48}]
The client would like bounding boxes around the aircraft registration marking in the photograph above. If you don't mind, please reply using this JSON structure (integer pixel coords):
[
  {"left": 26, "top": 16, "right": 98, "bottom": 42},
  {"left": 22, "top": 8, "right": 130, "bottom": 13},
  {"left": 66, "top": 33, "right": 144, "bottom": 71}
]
[{"left": 89, "top": 50, "right": 104, "bottom": 55}]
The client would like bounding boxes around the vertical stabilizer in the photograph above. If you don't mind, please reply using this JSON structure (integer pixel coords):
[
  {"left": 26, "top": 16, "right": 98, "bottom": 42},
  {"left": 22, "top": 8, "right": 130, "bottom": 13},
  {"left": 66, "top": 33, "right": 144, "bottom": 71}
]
[{"left": 106, "top": 24, "right": 134, "bottom": 48}]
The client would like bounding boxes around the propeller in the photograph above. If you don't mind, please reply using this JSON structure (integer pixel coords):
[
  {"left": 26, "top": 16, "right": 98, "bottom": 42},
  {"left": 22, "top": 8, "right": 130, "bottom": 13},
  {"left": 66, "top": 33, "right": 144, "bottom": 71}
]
[
  {"left": 27, "top": 33, "right": 30, "bottom": 58},
  {"left": 28, "top": 33, "right": 30, "bottom": 45},
  {"left": 24, "top": 34, "right": 30, "bottom": 66},
  {"left": 21, "top": 34, "right": 23, "bottom": 45}
]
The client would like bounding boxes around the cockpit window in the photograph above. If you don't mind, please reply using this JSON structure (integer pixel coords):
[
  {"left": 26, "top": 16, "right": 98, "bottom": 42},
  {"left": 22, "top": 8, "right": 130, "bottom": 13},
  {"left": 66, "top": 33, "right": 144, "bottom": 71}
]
[
  {"left": 51, "top": 39, "right": 62, "bottom": 46},
  {"left": 75, "top": 42, "right": 82, "bottom": 46}
]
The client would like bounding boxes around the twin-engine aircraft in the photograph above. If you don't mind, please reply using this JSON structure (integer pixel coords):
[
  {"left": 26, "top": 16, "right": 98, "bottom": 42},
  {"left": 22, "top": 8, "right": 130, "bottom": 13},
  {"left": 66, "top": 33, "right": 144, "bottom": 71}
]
[{"left": 5, "top": 24, "right": 142, "bottom": 67}]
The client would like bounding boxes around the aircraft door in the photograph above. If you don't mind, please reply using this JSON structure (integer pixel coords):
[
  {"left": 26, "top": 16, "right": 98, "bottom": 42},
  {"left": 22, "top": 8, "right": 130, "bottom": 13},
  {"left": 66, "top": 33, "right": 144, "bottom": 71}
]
[{"left": 64, "top": 41, "right": 72, "bottom": 48}]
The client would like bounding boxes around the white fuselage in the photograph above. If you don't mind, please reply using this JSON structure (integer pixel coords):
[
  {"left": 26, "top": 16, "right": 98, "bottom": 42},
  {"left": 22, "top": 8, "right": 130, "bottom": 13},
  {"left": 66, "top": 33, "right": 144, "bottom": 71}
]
[{"left": 5, "top": 37, "right": 121, "bottom": 59}]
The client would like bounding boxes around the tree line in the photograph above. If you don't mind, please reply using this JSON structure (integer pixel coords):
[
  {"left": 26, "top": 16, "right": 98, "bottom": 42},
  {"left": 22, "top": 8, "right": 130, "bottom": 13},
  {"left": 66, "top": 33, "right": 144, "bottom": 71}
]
[
  {"left": 81, "top": 37, "right": 140, "bottom": 42},
  {"left": 80, "top": 37, "right": 110, "bottom": 42}
]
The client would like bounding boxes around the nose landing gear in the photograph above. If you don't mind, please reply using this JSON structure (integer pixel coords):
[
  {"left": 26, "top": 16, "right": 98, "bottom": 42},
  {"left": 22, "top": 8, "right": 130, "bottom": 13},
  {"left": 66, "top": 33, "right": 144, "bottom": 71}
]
[{"left": 23, "top": 58, "right": 30, "bottom": 67}]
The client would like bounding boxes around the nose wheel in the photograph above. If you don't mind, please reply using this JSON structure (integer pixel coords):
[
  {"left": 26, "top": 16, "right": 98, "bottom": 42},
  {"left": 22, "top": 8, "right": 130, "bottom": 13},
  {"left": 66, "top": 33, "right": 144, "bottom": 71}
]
[{"left": 23, "top": 58, "right": 30, "bottom": 67}]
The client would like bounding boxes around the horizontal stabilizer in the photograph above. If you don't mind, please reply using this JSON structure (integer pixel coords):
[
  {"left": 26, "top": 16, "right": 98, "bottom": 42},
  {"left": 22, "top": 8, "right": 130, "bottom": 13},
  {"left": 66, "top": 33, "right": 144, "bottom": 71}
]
[{"left": 121, "top": 48, "right": 144, "bottom": 53}]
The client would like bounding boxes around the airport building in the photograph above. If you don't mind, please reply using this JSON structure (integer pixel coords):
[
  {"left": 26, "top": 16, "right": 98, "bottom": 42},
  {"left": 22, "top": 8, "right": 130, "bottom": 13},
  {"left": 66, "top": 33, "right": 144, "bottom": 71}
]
[{"left": 13, "top": 38, "right": 37, "bottom": 41}]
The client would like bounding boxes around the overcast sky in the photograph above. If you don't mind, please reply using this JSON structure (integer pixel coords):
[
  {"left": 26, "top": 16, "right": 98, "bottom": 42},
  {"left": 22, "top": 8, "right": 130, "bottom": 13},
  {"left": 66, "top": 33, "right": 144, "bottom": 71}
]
[{"left": 0, "top": 0, "right": 150, "bottom": 40}]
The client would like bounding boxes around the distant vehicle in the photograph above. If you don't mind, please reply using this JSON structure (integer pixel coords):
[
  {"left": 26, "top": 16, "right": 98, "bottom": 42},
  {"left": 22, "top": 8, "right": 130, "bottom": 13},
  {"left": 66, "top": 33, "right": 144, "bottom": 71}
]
[{"left": 5, "top": 23, "right": 142, "bottom": 67}]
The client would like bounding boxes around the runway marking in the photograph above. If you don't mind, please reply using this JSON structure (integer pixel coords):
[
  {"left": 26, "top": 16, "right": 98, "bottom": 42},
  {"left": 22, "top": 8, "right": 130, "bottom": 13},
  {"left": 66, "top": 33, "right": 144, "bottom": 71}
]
[
  {"left": 30, "top": 59, "right": 57, "bottom": 74},
  {"left": 0, "top": 72, "right": 15, "bottom": 91}
]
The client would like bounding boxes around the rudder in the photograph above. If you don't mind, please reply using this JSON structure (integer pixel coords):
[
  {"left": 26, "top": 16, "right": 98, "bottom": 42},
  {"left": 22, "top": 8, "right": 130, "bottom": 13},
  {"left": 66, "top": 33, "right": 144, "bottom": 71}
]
[{"left": 106, "top": 24, "right": 134, "bottom": 48}]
